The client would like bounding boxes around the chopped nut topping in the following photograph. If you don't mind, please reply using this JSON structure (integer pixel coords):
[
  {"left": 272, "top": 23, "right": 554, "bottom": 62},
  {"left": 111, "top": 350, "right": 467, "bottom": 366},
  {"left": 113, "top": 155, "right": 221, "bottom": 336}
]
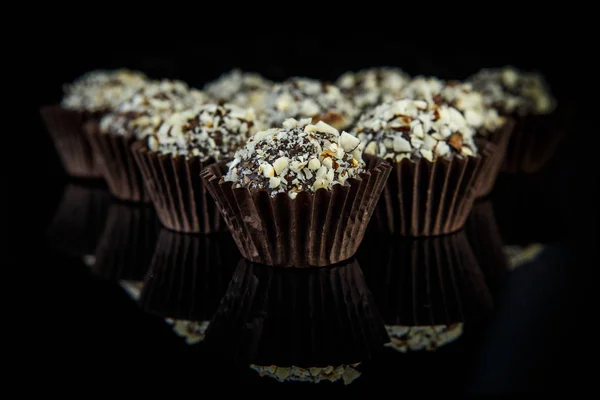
[
  {"left": 148, "top": 103, "right": 258, "bottom": 161},
  {"left": 336, "top": 67, "right": 410, "bottom": 111},
  {"left": 203, "top": 69, "right": 273, "bottom": 111},
  {"left": 224, "top": 118, "right": 366, "bottom": 198},
  {"left": 398, "top": 76, "right": 506, "bottom": 136},
  {"left": 353, "top": 99, "right": 478, "bottom": 162},
  {"left": 100, "top": 80, "right": 209, "bottom": 140},
  {"left": 469, "top": 66, "right": 556, "bottom": 116},
  {"left": 61, "top": 69, "right": 148, "bottom": 113},
  {"left": 262, "top": 77, "right": 358, "bottom": 130}
]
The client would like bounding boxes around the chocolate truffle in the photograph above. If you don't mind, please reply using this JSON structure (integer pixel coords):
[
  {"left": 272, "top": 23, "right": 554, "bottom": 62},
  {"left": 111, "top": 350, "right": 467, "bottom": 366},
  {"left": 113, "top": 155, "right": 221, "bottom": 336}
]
[
  {"left": 336, "top": 67, "right": 410, "bottom": 110},
  {"left": 204, "top": 69, "right": 273, "bottom": 111},
  {"left": 399, "top": 77, "right": 506, "bottom": 135},
  {"left": 61, "top": 69, "right": 148, "bottom": 113},
  {"left": 225, "top": 118, "right": 366, "bottom": 199},
  {"left": 354, "top": 99, "right": 477, "bottom": 163},
  {"left": 148, "top": 103, "right": 259, "bottom": 161},
  {"left": 99, "top": 80, "right": 208, "bottom": 140},
  {"left": 262, "top": 78, "right": 358, "bottom": 130},
  {"left": 468, "top": 66, "right": 556, "bottom": 116}
]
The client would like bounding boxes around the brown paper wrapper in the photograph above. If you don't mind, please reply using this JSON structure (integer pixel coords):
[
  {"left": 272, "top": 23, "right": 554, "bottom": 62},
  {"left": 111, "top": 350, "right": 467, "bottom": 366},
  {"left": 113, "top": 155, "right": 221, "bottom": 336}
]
[
  {"left": 86, "top": 127, "right": 150, "bottom": 203},
  {"left": 40, "top": 105, "right": 104, "bottom": 178},
  {"left": 474, "top": 119, "right": 515, "bottom": 198},
  {"left": 139, "top": 229, "right": 241, "bottom": 320},
  {"left": 91, "top": 202, "right": 159, "bottom": 281},
  {"left": 132, "top": 143, "right": 225, "bottom": 233},
  {"left": 357, "top": 231, "right": 493, "bottom": 326},
  {"left": 203, "top": 258, "right": 389, "bottom": 368},
  {"left": 464, "top": 200, "right": 509, "bottom": 289},
  {"left": 46, "top": 183, "right": 110, "bottom": 258},
  {"left": 502, "top": 108, "right": 568, "bottom": 174},
  {"left": 369, "top": 146, "right": 492, "bottom": 237},
  {"left": 201, "top": 155, "right": 392, "bottom": 267}
]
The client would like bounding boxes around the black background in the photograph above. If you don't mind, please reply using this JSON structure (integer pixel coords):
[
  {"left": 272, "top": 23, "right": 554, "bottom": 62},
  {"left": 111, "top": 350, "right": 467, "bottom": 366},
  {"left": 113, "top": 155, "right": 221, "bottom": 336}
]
[{"left": 14, "top": 20, "right": 595, "bottom": 391}]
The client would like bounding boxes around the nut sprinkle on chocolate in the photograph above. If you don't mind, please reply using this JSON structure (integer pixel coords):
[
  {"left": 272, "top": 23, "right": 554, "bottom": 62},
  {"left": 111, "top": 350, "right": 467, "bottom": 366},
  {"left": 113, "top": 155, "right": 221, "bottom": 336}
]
[
  {"left": 399, "top": 77, "right": 505, "bottom": 135},
  {"left": 468, "top": 66, "right": 556, "bottom": 116},
  {"left": 148, "top": 103, "right": 259, "bottom": 161},
  {"left": 336, "top": 67, "right": 411, "bottom": 110},
  {"left": 353, "top": 99, "right": 478, "bottom": 163},
  {"left": 99, "top": 80, "right": 208, "bottom": 140},
  {"left": 262, "top": 77, "right": 358, "bottom": 130},
  {"left": 61, "top": 69, "right": 148, "bottom": 113},
  {"left": 225, "top": 118, "right": 366, "bottom": 199},
  {"left": 204, "top": 69, "right": 273, "bottom": 111}
]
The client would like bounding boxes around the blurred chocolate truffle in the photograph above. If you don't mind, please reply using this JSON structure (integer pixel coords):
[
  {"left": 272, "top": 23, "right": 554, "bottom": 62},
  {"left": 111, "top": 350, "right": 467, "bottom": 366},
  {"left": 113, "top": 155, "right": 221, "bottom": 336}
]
[
  {"left": 354, "top": 99, "right": 478, "bottom": 163},
  {"left": 262, "top": 77, "right": 358, "bottom": 130},
  {"left": 468, "top": 66, "right": 556, "bottom": 116},
  {"left": 99, "top": 80, "right": 208, "bottom": 139},
  {"left": 148, "top": 103, "right": 259, "bottom": 161},
  {"left": 204, "top": 69, "right": 273, "bottom": 111},
  {"left": 61, "top": 69, "right": 148, "bottom": 114},
  {"left": 225, "top": 118, "right": 366, "bottom": 199},
  {"left": 336, "top": 67, "right": 410, "bottom": 110}
]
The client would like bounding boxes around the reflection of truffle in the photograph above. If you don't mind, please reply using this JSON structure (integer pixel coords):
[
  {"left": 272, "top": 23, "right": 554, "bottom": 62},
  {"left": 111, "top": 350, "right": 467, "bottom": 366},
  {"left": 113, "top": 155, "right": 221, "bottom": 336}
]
[
  {"left": 263, "top": 77, "right": 358, "bottom": 130},
  {"left": 139, "top": 229, "right": 240, "bottom": 321},
  {"left": 46, "top": 184, "right": 110, "bottom": 258},
  {"left": 357, "top": 231, "right": 493, "bottom": 326},
  {"left": 91, "top": 202, "right": 159, "bottom": 281},
  {"left": 225, "top": 118, "right": 366, "bottom": 198},
  {"left": 249, "top": 363, "right": 362, "bottom": 385},
  {"left": 148, "top": 104, "right": 259, "bottom": 161},
  {"left": 385, "top": 324, "right": 463, "bottom": 352},
  {"left": 355, "top": 99, "right": 478, "bottom": 163},
  {"left": 165, "top": 319, "right": 210, "bottom": 345},
  {"left": 203, "top": 258, "right": 389, "bottom": 368},
  {"left": 336, "top": 67, "right": 410, "bottom": 110}
]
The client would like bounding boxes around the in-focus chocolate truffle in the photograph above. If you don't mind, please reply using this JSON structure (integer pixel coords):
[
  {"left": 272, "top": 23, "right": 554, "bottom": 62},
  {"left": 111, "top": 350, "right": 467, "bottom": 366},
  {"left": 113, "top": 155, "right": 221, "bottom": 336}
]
[
  {"left": 468, "top": 66, "right": 556, "bottom": 116},
  {"left": 148, "top": 103, "right": 259, "bottom": 161},
  {"left": 225, "top": 118, "right": 366, "bottom": 199},
  {"left": 204, "top": 69, "right": 273, "bottom": 111},
  {"left": 99, "top": 80, "right": 208, "bottom": 140},
  {"left": 353, "top": 99, "right": 477, "bottom": 163},
  {"left": 262, "top": 78, "right": 358, "bottom": 130},
  {"left": 336, "top": 67, "right": 410, "bottom": 110},
  {"left": 399, "top": 77, "right": 505, "bottom": 135},
  {"left": 61, "top": 69, "right": 148, "bottom": 113}
]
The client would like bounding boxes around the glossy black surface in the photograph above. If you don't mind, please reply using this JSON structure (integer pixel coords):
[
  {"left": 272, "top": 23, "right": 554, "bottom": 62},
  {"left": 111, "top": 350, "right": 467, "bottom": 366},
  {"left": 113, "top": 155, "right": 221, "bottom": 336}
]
[{"left": 38, "top": 168, "right": 578, "bottom": 391}]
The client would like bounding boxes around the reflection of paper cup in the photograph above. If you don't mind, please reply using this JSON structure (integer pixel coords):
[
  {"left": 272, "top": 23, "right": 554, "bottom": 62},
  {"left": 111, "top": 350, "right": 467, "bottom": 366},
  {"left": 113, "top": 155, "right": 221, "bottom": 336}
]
[
  {"left": 357, "top": 231, "right": 493, "bottom": 326},
  {"left": 465, "top": 199, "right": 509, "bottom": 289},
  {"left": 203, "top": 258, "right": 389, "bottom": 368},
  {"left": 202, "top": 155, "right": 391, "bottom": 267},
  {"left": 370, "top": 145, "right": 493, "bottom": 236},
  {"left": 132, "top": 143, "right": 225, "bottom": 233},
  {"left": 46, "top": 184, "right": 110, "bottom": 258},
  {"left": 139, "top": 229, "right": 240, "bottom": 320},
  {"left": 91, "top": 202, "right": 159, "bottom": 281},
  {"left": 40, "top": 106, "right": 104, "bottom": 178},
  {"left": 86, "top": 128, "right": 149, "bottom": 202}
]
